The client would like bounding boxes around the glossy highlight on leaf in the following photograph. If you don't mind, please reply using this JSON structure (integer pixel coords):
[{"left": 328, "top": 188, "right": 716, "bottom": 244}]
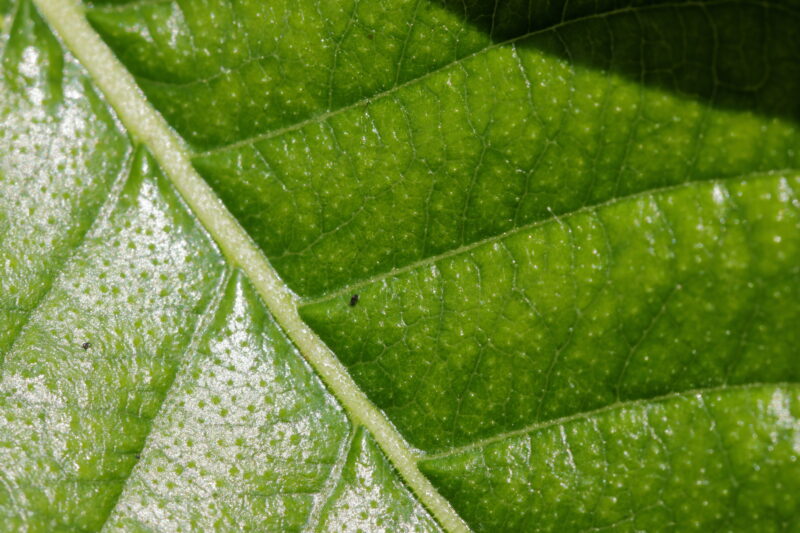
[{"left": 2, "top": 0, "right": 800, "bottom": 530}]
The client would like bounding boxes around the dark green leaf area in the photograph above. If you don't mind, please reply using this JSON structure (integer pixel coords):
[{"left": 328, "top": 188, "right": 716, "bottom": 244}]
[{"left": 192, "top": 0, "right": 800, "bottom": 297}]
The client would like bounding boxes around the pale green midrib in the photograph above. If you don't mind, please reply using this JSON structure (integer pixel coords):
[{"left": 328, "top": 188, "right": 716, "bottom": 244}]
[
  {"left": 30, "top": 1, "right": 470, "bottom": 531},
  {"left": 423, "top": 381, "right": 799, "bottom": 461},
  {"left": 194, "top": 0, "right": 772, "bottom": 157},
  {"left": 97, "top": 267, "right": 231, "bottom": 532},
  {"left": 300, "top": 168, "right": 800, "bottom": 307},
  {"left": 0, "top": 146, "right": 134, "bottom": 368}
]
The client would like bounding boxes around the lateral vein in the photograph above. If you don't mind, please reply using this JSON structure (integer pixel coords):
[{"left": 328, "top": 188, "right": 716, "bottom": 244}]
[
  {"left": 424, "top": 381, "right": 800, "bottom": 461},
  {"left": 0, "top": 147, "right": 133, "bottom": 368},
  {"left": 31, "top": 0, "right": 470, "bottom": 531}
]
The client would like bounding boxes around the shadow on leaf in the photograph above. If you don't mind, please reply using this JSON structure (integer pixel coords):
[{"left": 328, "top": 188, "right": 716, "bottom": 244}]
[{"left": 437, "top": 0, "right": 800, "bottom": 122}]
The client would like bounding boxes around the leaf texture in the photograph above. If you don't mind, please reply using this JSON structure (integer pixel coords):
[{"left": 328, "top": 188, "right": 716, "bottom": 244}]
[
  {"left": 421, "top": 384, "right": 800, "bottom": 531},
  {"left": 0, "top": 3, "right": 439, "bottom": 530},
  {"left": 1, "top": 0, "right": 800, "bottom": 531}
]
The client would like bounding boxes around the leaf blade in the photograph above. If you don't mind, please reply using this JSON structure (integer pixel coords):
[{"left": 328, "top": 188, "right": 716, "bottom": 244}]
[
  {"left": 189, "top": 1, "right": 800, "bottom": 297},
  {"left": 104, "top": 273, "right": 438, "bottom": 532},
  {"left": 0, "top": 145, "right": 227, "bottom": 530},
  {"left": 3, "top": 0, "right": 800, "bottom": 530},
  {"left": 420, "top": 383, "right": 800, "bottom": 532},
  {"left": 301, "top": 171, "right": 800, "bottom": 452}
]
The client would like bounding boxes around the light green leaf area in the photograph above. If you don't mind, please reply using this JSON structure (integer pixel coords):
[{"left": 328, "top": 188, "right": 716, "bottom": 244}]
[
  {"left": 0, "top": 0, "right": 129, "bottom": 354},
  {"left": 105, "top": 272, "right": 437, "bottom": 533},
  {"left": 302, "top": 171, "right": 800, "bottom": 452},
  {"left": 1, "top": 0, "right": 799, "bottom": 531},
  {"left": 0, "top": 143, "right": 225, "bottom": 529},
  {"left": 421, "top": 384, "right": 800, "bottom": 531},
  {"left": 0, "top": 3, "right": 437, "bottom": 531}
]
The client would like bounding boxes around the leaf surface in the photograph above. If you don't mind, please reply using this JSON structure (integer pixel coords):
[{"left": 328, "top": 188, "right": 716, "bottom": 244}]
[
  {"left": 0, "top": 4, "right": 437, "bottom": 530},
  {"left": 1, "top": 0, "right": 800, "bottom": 531}
]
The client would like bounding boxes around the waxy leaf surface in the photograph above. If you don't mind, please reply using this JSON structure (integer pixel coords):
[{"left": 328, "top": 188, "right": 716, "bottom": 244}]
[{"left": 1, "top": 0, "right": 799, "bottom": 531}]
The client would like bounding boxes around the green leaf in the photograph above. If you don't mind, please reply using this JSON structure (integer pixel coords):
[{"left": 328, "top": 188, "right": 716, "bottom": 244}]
[
  {"left": 2, "top": 0, "right": 799, "bottom": 531},
  {"left": 0, "top": 3, "right": 440, "bottom": 530},
  {"left": 421, "top": 384, "right": 800, "bottom": 531}
]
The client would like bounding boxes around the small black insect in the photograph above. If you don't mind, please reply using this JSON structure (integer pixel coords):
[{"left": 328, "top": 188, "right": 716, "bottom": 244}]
[
  {"left": 81, "top": 342, "right": 91, "bottom": 350},
  {"left": 349, "top": 294, "right": 359, "bottom": 307}
]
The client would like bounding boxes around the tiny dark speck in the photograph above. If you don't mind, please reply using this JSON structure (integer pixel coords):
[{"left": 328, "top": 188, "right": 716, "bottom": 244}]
[
  {"left": 366, "top": 33, "right": 374, "bottom": 40},
  {"left": 349, "top": 294, "right": 359, "bottom": 307},
  {"left": 81, "top": 342, "right": 91, "bottom": 350},
  {"left": 134, "top": 453, "right": 141, "bottom": 459}
]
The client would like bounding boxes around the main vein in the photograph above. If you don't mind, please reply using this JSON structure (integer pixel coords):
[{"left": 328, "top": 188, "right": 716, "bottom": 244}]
[{"left": 30, "top": 0, "right": 470, "bottom": 531}]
